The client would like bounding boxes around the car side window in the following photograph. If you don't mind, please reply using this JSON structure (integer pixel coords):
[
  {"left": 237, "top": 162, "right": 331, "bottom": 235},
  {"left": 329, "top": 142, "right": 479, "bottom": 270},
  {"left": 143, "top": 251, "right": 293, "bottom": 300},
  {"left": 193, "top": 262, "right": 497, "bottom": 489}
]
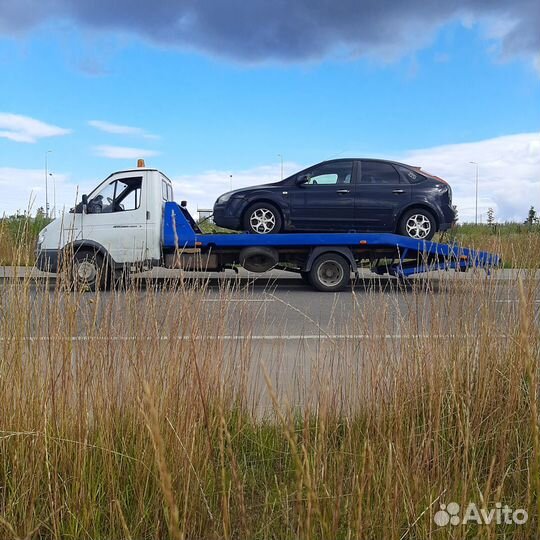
[
  {"left": 361, "top": 162, "right": 401, "bottom": 184},
  {"left": 305, "top": 161, "right": 353, "bottom": 186}
]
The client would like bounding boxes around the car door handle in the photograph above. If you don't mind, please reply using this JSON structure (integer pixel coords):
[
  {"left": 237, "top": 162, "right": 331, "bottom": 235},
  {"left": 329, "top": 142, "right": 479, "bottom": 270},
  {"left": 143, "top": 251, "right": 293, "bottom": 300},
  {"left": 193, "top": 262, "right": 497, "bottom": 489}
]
[
  {"left": 392, "top": 189, "right": 405, "bottom": 194},
  {"left": 336, "top": 189, "right": 350, "bottom": 194}
]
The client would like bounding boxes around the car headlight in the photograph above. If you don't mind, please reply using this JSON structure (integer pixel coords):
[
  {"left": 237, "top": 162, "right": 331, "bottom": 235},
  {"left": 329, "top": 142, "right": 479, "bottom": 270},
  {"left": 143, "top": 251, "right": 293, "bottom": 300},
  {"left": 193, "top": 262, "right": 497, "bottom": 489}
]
[{"left": 217, "top": 192, "right": 233, "bottom": 204}]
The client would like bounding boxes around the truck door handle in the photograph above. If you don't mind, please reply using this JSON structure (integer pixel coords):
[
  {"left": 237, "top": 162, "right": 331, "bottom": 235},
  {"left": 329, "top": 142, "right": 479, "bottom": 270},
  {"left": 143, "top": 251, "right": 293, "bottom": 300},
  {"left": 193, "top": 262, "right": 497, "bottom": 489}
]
[
  {"left": 392, "top": 189, "right": 405, "bottom": 194},
  {"left": 336, "top": 189, "right": 350, "bottom": 194}
]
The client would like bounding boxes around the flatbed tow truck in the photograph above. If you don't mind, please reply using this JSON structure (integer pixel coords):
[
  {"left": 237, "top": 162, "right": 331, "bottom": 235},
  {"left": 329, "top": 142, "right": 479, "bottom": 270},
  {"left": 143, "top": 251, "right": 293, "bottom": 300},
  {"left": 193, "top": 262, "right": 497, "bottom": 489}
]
[{"left": 36, "top": 161, "right": 501, "bottom": 292}]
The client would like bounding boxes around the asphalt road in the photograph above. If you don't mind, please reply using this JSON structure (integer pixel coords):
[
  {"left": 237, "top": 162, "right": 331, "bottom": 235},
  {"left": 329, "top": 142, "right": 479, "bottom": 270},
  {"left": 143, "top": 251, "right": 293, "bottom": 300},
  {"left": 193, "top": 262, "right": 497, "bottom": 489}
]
[
  {"left": 2, "top": 266, "right": 538, "bottom": 410},
  {"left": 1, "top": 266, "right": 539, "bottom": 339}
]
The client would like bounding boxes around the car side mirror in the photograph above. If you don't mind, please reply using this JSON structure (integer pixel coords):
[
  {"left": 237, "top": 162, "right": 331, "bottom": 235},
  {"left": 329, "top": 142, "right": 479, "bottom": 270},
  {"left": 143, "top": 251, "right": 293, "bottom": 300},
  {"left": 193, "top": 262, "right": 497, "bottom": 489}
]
[
  {"left": 181, "top": 200, "right": 187, "bottom": 208},
  {"left": 296, "top": 174, "right": 310, "bottom": 186}
]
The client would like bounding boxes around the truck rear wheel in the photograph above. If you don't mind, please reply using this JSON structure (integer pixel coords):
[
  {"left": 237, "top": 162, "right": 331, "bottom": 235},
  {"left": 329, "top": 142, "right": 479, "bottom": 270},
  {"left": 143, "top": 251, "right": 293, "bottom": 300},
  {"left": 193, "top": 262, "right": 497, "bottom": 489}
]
[
  {"left": 72, "top": 251, "right": 109, "bottom": 291},
  {"left": 308, "top": 253, "right": 351, "bottom": 292}
]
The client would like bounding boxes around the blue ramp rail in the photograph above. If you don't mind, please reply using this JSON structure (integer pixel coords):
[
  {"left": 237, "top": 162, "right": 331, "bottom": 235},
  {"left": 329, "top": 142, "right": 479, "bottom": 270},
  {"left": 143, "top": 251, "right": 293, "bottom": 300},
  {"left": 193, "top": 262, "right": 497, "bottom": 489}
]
[{"left": 163, "top": 202, "right": 501, "bottom": 277}]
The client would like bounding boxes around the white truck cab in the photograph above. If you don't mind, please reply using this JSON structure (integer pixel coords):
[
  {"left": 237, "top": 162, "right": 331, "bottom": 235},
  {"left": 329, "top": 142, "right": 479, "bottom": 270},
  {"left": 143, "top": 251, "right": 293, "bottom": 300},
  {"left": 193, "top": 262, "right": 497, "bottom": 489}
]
[{"left": 37, "top": 160, "right": 174, "bottom": 287}]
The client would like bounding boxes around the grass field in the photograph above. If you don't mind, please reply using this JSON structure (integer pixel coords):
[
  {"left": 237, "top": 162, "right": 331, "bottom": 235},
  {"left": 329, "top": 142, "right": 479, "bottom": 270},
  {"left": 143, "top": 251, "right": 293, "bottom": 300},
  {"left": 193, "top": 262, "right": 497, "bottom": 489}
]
[{"left": 0, "top": 267, "right": 539, "bottom": 539}]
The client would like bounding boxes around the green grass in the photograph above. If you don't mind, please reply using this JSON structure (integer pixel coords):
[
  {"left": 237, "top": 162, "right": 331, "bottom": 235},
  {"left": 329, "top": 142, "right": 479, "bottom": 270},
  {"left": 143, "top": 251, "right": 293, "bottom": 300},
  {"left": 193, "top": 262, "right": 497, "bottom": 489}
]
[{"left": 444, "top": 222, "right": 540, "bottom": 268}]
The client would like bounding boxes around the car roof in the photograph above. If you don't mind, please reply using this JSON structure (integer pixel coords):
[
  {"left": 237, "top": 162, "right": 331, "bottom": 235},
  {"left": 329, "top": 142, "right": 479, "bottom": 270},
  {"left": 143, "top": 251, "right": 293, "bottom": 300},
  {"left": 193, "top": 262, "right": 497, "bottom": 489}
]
[{"left": 316, "top": 157, "right": 412, "bottom": 167}]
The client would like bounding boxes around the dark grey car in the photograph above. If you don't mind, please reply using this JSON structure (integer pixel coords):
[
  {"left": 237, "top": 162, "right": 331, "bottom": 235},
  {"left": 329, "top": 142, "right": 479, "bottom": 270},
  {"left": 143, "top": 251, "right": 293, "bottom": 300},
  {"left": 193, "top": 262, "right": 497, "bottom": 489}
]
[{"left": 213, "top": 158, "right": 456, "bottom": 240}]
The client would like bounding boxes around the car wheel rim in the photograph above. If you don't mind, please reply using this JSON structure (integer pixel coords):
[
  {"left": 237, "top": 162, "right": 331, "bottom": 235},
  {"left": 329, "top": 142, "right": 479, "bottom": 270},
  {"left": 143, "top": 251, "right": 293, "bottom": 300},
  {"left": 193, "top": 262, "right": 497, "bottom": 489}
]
[
  {"left": 75, "top": 260, "right": 97, "bottom": 285},
  {"left": 250, "top": 208, "right": 276, "bottom": 234},
  {"left": 405, "top": 214, "right": 431, "bottom": 239},
  {"left": 317, "top": 260, "right": 344, "bottom": 287}
]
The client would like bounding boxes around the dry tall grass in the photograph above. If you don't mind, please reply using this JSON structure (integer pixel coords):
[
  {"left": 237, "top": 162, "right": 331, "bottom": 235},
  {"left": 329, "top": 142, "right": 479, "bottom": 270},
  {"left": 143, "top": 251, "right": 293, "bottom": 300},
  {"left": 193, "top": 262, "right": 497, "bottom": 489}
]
[{"left": 0, "top": 266, "right": 538, "bottom": 539}]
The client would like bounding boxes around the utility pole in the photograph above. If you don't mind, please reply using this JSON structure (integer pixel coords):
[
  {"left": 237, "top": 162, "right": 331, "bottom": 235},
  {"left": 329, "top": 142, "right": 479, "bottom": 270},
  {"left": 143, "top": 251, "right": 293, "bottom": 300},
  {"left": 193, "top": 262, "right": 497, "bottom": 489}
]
[{"left": 277, "top": 154, "right": 283, "bottom": 180}]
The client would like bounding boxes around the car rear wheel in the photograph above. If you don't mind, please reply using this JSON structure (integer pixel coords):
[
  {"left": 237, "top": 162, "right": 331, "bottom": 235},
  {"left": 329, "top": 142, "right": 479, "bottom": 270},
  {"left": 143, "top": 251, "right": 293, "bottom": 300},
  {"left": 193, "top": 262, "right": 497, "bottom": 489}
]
[
  {"left": 243, "top": 202, "right": 282, "bottom": 234},
  {"left": 308, "top": 253, "right": 351, "bottom": 292},
  {"left": 398, "top": 208, "right": 436, "bottom": 241}
]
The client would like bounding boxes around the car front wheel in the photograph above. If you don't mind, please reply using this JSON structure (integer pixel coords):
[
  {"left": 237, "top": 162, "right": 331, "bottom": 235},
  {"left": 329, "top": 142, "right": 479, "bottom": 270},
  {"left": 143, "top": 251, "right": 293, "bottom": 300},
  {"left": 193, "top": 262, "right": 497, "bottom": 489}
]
[
  {"left": 398, "top": 209, "right": 436, "bottom": 241},
  {"left": 243, "top": 202, "right": 283, "bottom": 234}
]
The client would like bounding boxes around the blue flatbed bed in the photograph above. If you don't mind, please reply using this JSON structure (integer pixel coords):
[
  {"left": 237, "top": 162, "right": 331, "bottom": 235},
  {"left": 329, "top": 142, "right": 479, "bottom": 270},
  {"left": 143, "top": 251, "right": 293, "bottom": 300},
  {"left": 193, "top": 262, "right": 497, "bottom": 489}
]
[{"left": 162, "top": 202, "right": 501, "bottom": 282}]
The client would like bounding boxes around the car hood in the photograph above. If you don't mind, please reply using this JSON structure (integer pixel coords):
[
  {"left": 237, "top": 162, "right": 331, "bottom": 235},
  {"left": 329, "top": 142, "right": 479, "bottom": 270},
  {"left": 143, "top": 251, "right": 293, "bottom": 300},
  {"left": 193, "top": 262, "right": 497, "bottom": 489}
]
[{"left": 218, "top": 181, "right": 283, "bottom": 199}]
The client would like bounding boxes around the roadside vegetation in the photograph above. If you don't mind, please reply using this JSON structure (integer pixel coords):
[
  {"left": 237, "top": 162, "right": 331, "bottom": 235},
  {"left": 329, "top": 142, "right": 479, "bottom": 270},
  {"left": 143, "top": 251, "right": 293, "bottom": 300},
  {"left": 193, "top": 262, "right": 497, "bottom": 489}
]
[
  {"left": 444, "top": 222, "right": 540, "bottom": 268},
  {"left": 0, "top": 212, "right": 51, "bottom": 266},
  {"left": 0, "top": 264, "right": 538, "bottom": 539}
]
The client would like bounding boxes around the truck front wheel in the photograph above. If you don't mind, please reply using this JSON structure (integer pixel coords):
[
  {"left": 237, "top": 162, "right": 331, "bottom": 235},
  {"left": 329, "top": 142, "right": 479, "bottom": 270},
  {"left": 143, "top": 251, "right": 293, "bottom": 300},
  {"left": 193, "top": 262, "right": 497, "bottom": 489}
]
[
  {"left": 308, "top": 253, "right": 351, "bottom": 292},
  {"left": 72, "top": 251, "right": 109, "bottom": 291}
]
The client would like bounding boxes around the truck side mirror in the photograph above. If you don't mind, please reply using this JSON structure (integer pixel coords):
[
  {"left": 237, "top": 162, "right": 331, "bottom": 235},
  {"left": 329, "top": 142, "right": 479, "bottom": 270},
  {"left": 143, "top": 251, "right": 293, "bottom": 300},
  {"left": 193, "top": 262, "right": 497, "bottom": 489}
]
[
  {"left": 82, "top": 194, "right": 88, "bottom": 206},
  {"left": 181, "top": 200, "right": 187, "bottom": 208}
]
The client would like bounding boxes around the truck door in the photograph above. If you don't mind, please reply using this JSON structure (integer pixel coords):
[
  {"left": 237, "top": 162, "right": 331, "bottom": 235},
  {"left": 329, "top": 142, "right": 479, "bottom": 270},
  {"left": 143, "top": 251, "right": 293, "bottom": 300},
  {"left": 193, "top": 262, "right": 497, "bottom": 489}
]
[
  {"left": 80, "top": 172, "right": 147, "bottom": 263},
  {"left": 355, "top": 160, "right": 411, "bottom": 230}
]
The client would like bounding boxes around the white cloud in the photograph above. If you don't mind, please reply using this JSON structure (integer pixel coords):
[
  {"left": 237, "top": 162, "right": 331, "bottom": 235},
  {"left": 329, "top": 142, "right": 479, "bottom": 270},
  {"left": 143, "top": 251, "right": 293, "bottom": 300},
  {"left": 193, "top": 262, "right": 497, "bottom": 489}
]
[
  {"left": 0, "top": 168, "right": 71, "bottom": 215},
  {"left": 400, "top": 132, "right": 540, "bottom": 222},
  {"left": 88, "top": 120, "right": 158, "bottom": 139},
  {"left": 94, "top": 145, "right": 161, "bottom": 159},
  {"left": 0, "top": 113, "right": 71, "bottom": 143}
]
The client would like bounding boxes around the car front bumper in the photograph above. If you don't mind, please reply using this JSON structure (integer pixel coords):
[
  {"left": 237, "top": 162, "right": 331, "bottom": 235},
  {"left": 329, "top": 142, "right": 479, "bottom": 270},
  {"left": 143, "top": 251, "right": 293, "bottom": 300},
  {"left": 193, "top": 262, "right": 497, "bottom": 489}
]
[{"left": 213, "top": 198, "right": 246, "bottom": 230}]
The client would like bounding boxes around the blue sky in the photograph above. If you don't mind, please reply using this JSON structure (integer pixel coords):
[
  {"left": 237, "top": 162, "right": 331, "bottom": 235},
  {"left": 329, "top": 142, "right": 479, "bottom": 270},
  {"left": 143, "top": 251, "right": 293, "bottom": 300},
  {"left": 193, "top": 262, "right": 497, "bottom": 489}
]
[{"left": 0, "top": 3, "right": 539, "bottom": 221}]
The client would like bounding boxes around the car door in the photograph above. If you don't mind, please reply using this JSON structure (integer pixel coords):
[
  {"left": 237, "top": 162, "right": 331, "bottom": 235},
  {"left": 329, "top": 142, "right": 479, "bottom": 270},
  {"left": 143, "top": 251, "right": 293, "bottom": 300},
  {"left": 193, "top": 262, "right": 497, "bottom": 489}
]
[
  {"left": 354, "top": 160, "right": 411, "bottom": 231},
  {"left": 289, "top": 160, "right": 356, "bottom": 230},
  {"left": 80, "top": 173, "right": 148, "bottom": 263}
]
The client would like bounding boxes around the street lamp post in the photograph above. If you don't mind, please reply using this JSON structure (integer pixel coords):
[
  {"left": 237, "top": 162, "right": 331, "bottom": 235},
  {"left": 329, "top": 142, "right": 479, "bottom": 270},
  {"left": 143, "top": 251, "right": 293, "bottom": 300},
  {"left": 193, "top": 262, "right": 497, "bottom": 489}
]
[
  {"left": 45, "top": 150, "right": 52, "bottom": 218},
  {"left": 469, "top": 161, "right": 479, "bottom": 225},
  {"left": 229, "top": 174, "right": 233, "bottom": 191},
  {"left": 277, "top": 154, "right": 283, "bottom": 180},
  {"left": 49, "top": 173, "right": 56, "bottom": 218}
]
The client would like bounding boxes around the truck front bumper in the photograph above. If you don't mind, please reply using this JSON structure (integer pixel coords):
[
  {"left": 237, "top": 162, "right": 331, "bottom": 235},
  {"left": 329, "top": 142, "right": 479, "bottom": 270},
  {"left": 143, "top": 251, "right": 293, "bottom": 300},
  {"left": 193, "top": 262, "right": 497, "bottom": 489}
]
[{"left": 35, "top": 249, "right": 59, "bottom": 273}]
